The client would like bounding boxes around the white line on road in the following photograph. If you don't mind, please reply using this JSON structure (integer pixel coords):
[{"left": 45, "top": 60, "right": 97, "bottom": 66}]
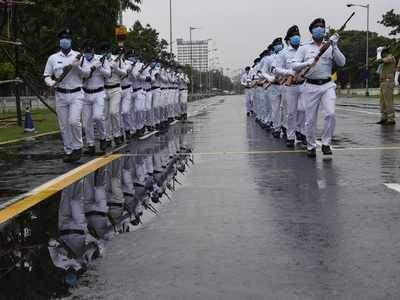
[
  {"left": 384, "top": 183, "right": 400, "bottom": 193},
  {"left": 337, "top": 107, "right": 381, "bottom": 116}
]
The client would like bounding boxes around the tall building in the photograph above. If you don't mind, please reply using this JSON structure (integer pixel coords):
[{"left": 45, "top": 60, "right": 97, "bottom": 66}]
[{"left": 176, "top": 38, "right": 209, "bottom": 71}]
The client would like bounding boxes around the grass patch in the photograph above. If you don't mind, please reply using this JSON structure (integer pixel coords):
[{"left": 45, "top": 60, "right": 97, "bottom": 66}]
[{"left": 0, "top": 109, "right": 59, "bottom": 142}]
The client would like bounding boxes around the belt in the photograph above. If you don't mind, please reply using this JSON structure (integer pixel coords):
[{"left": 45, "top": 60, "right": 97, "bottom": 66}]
[
  {"left": 108, "top": 202, "right": 124, "bottom": 208},
  {"left": 123, "top": 192, "right": 134, "bottom": 197},
  {"left": 105, "top": 83, "right": 121, "bottom": 89},
  {"left": 59, "top": 229, "right": 85, "bottom": 236},
  {"left": 134, "top": 183, "right": 145, "bottom": 188},
  {"left": 56, "top": 87, "right": 81, "bottom": 94},
  {"left": 257, "top": 84, "right": 263, "bottom": 87},
  {"left": 151, "top": 86, "right": 161, "bottom": 90},
  {"left": 122, "top": 85, "right": 131, "bottom": 90},
  {"left": 291, "top": 80, "right": 305, "bottom": 86},
  {"left": 305, "top": 78, "right": 331, "bottom": 85},
  {"left": 83, "top": 87, "right": 104, "bottom": 94},
  {"left": 179, "top": 88, "right": 187, "bottom": 91},
  {"left": 133, "top": 87, "right": 142, "bottom": 92},
  {"left": 161, "top": 87, "right": 168, "bottom": 90},
  {"left": 85, "top": 211, "right": 107, "bottom": 217},
  {"left": 145, "top": 88, "right": 151, "bottom": 92}
]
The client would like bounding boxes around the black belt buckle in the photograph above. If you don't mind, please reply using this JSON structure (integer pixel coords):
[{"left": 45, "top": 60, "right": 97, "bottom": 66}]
[
  {"left": 306, "top": 78, "right": 331, "bottom": 85},
  {"left": 133, "top": 88, "right": 142, "bottom": 92}
]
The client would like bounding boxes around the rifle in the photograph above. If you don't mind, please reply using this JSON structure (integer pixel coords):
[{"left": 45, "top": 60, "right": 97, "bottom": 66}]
[
  {"left": 83, "top": 54, "right": 107, "bottom": 83},
  {"left": 53, "top": 51, "right": 84, "bottom": 85},
  {"left": 290, "top": 12, "right": 355, "bottom": 83}
]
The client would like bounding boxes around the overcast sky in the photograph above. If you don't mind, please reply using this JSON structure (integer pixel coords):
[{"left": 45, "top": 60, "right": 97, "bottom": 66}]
[{"left": 124, "top": 0, "right": 398, "bottom": 75}]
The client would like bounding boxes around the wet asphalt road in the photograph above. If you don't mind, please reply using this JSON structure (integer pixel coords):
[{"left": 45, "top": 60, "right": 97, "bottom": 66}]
[{"left": 70, "top": 95, "right": 400, "bottom": 300}]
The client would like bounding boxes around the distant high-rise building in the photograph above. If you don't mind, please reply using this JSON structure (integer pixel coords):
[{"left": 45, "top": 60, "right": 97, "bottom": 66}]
[{"left": 176, "top": 38, "right": 209, "bottom": 71}]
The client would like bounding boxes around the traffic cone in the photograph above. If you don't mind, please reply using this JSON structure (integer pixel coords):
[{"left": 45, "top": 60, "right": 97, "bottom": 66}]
[{"left": 24, "top": 107, "right": 35, "bottom": 133}]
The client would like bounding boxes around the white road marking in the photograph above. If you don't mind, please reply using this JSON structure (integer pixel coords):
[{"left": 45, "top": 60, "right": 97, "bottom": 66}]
[
  {"left": 337, "top": 107, "right": 381, "bottom": 116},
  {"left": 384, "top": 183, "right": 400, "bottom": 193}
]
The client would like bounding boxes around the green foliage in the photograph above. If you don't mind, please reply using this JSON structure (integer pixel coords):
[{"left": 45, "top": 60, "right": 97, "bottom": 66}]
[
  {"left": 0, "top": 62, "right": 14, "bottom": 80},
  {"left": 125, "top": 21, "right": 172, "bottom": 63},
  {"left": 333, "top": 30, "right": 395, "bottom": 88},
  {"left": 379, "top": 9, "right": 400, "bottom": 36}
]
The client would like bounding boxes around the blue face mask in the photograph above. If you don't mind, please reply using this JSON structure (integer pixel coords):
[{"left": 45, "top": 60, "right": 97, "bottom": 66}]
[
  {"left": 273, "top": 44, "right": 283, "bottom": 53},
  {"left": 155, "top": 63, "right": 161, "bottom": 69},
  {"left": 106, "top": 53, "right": 112, "bottom": 59},
  {"left": 84, "top": 52, "right": 94, "bottom": 61},
  {"left": 126, "top": 56, "right": 137, "bottom": 63},
  {"left": 290, "top": 35, "right": 301, "bottom": 46},
  {"left": 59, "top": 38, "right": 72, "bottom": 49},
  {"left": 312, "top": 27, "right": 326, "bottom": 39}
]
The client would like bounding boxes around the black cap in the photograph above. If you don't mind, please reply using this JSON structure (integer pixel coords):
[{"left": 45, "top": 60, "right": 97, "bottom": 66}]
[
  {"left": 57, "top": 29, "right": 72, "bottom": 39},
  {"left": 253, "top": 57, "right": 261, "bottom": 64},
  {"left": 285, "top": 25, "right": 300, "bottom": 40},
  {"left": 245, "top": 66, "right": 251, "bottom": 71},
  {"left": 309, "top": 18, "right": 326, "bottom": 32},
  {"left": 81, "top": 39, "right": 96, "bottom": 52},
  {"left": 259, "top": 49, "right": 269, "bottom": 58},
  {"left": 98, "top": 42, "right": 111, "bottom": 52},
  {"left": 272, "top": 37, "right": 283, "bottom": 46},
  {"left": 267, "top": 44, "right": 274, "bottom": 51}
]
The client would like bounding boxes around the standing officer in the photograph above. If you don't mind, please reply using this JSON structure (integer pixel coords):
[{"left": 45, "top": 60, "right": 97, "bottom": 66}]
[
  {"left": 376, "top": 46, "right": 397, "bottom": 125},
  {"left": 293, "top": 18, "right": 346, "bottom": 157},
  {"left": 120, "top": 49, "right": 134, "bottom": 140},
  {"left": 43, "top": 29, "right": 90, "bottom": 163},
  {"left": 82, "top": 39, "right": 111, "bottom": 156}
]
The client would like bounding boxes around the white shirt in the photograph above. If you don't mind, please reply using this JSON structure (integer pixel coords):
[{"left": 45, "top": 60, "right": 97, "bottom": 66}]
[
  {"left": 105, "top": 55, "right": 127, "bottom": 86},
  {"left": 273, "top": 46, "right": 298, "bottom": 77},
  {"left": 43, "top": 50, "right": 90, "bottom": 89},
  {"left": 83, "top": 54, "right": 111, "bottom": 90},
  {"left": 141, "top": 66, "right": 152, "bottom": 90},
  {"left": 131, "top": 61, "right": 144, "bottom": 89},
  {"left": 151, "top": 68, "right": 162, "bottom": 88},
  {"left": 292, "top": 40, "right": 346, "bottom": 80},
  {"left": 121, "top": 60, "right": 133, "bottom": 87},
  {"left": 259, "top": 54, "right": 276, "bottom": 82}
]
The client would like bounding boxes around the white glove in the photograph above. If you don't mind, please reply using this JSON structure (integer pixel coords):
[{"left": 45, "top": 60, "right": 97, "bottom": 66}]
[
  {"left": 329, "top": 33, "right": 340, "bottom": 46},
  {"left": 44, "top": 76, "right": 56, "bottom": 87},
  {"left": 377, "top": 47, "right": 384, "bottom": 60},
  {"left": 395, "top": 71, "right": 399, "bottom": 87}
]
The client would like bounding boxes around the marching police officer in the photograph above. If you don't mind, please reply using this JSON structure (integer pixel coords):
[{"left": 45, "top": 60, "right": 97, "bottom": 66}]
[
  {"left": 43, "top": 29, "right": 90, "bottom": 163},
  {"left": 293, "top": 18, "right": 346, "bottom": 157}
]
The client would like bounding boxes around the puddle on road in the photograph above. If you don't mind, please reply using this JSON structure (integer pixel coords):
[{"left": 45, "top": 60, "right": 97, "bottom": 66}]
[{"left": 0, "top": 125, "right": 194, "bottom": 299}]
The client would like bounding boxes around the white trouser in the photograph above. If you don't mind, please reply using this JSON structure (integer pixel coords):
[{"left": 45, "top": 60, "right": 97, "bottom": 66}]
[
  {"left": 245, "top": 88, "right": 253, "bottom": 113},
  {"left": 55, "top": 90, "right": 84, "bottom": 154},
  {"left": 121, "top": 87, "right": 133, "bottom": 132},
  {"left": 301, "top": 81, "right": 337, "bottom": 150},
  {"left": 180, "top": 89, "right": 188, "bottom": 115},
  {"left": 134, "top": 89, "right": 146, "bottom": 130},
  {"left": 262, "top": 88, "right": 272, "bottom": 124},
  {"left": 152, "top": 88, "right": 161, "bottom": 125},
  {"left": 83, "top": 90, "right": 106, "bottom": 146},
  {"left": 284, "top": 85, "right": 305, "bottom": 141},
  {"left": 105, "top": 87, "right": 122, "bottom": 140},
  {"left": 268, "top": 84, "right": 282, "bottom": 130},
  {"left": 145, "top": 90, "right": 154, "bottom": 126},
  {"left": 161, "top": 89, "right": 169, "bottom": 121}
]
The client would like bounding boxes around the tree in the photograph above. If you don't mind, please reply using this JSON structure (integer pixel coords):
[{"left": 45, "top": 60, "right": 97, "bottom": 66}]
[
  {"left": 121, "top": 0, "right": 142, "bottom": 11},
  {"left": 125, "top": 21, "right": 171, "bottom": 63},
  {"left": 379, "top": 9, "right": 400, "bottom": 36}
]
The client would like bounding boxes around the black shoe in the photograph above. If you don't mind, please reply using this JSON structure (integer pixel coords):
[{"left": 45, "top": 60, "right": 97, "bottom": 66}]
[
  {"left": 295, "top": 131, "right": 303, "bottom": 141},
  {"left": 84, "top": 146, "right": 96, "bottom": 156},
  {"left": 100, "top": 139, "right": 107, "bottom": 152},
  {"left": 385, "top": 120, "right": 396, "bottom": 126},
  {"left": 125, "top": 130, "right": 131, "bottom": 140},
  {"left": 70, "top": 149, "right": 82, "bottom": 162},
  {"left": 307, "top": 148, "right": 317, "bottom": 158},
  {"left": 272, "top": 130, "right": 281, "bottom": 138},
  {"left": 247, "top": 112, "right": 251, "bottom": 116},
  {"left": 302, "top": 135, "right": 307, "bottom": 146},
  {"left": 376, "top": 119, "right": 387, "bottom": 125},
  {"left": 265, "top": 123, "right": 272, "bottom": 132},
  {"left": 322, "top": 145, "right": 333, "bottom": 155},
  {"left": 63, "top": 153, "right": 73, "bottom": 163},
  {"left": 106, "top": 140, "right": 112, "bottom": 148},
  {"left": 286, "top": 139, "right": 295, "bottom": 148},
  {"left": 114, "top": 136, "right": 123, "bottom": 147}
]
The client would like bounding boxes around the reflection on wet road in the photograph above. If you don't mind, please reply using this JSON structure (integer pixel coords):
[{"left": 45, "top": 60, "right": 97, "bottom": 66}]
[{"left": 2, "top": 95, "right": 400, "bottom": 299}]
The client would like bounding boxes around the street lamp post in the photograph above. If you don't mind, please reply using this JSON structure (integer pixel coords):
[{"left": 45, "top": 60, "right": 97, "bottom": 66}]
[
  {"left": 189, "top": 26, "right": 198, "bottom": 95},
  {"left": 169, "top": 0, "right": 173, "bottom": 55},
  {"left": 347, "top": 3, "right": 370, "bottom": 96}
]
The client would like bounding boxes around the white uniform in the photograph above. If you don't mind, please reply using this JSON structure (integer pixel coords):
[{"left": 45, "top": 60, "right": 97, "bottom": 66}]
[
  {"left": 141, "top": 66, "right": 153, "bottom": 128},
  {"left": 293, "top": 40, "right": 346, "bottom": 150},
  {"left": 240, "top": 71, "right": 254, "bottom": 114},
  {"left": 44, "top": 50, "right": 90, "bottom": 154},
  {"left": 260, "top": 53, "right": 283, "bottom": 132},
  {"left": 120, "top": 60, "right": 134, "bottom": 134},
  {"left": 82, "top": 55, "right": 111, "bottom": 146},
  {"left": 151, "top": 67, "right": 162, "bottom": 126},
  {"left": 177, "top": 72, "right": 189, "bottom": 117},
  {"left": 131, "top": 62, "right": 146, "bottom": 132},
  {"left": 273, "top": 45, "right": 306, "bottom": 141},
  {"left": 104, "top": 55, "right": 127, "bottom": 140}
]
